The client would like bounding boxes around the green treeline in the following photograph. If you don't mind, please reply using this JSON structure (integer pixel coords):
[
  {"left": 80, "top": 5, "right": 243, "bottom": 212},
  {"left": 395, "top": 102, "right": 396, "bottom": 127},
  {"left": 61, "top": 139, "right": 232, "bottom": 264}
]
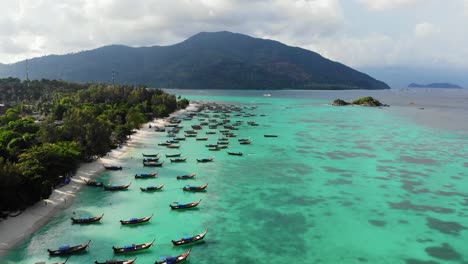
[{"left": 0, "top": 78, "right": 189, "bottom": 212}]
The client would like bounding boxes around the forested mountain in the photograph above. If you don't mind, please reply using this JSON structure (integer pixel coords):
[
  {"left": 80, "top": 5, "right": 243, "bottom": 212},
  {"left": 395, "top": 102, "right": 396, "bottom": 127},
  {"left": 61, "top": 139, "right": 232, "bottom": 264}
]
[
  {"left": 0, "top": 31, "right": 389, "bottom": 90},
  {"left": 408, "top": 83, "right": 462, "bottom": 88}
]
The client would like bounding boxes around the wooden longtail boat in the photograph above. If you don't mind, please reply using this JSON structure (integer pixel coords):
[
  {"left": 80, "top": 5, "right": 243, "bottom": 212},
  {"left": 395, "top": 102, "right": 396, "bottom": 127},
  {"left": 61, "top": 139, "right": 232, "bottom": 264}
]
[
  {"left": 165, "top": 153, "right": 181, "bottom": 157},
  {"left": 103, "top": 183, "right": 131, "bottom": 191},
  {"left": 83, "top": 179, "right": 103, "bottom": 187},
  {"left": 227, "top": 152, "right": 243, "bottom": 156},
  {"left": 47, "top": 240, "right": 91, "bottom": 256},
  {"left": 167, "top": 144, "right": 180, "bottom": 149},
  {"left": 264, "top": 134, "right": 278, "bottom": 137},
  {"left": 143, "top": 157, "right": 160, "bottom": 162},
  {"left": 135, "top": 171, "right": 159, "bottom": 179},
  {"left": 140, "top": 185, "right": 164, "bottom": 192},
  {"left": 205, "top": 144, "right": 218, "bottom": 148},
  {"left": 196, "top": 137, "right": 208, "bottom": 141},
  {"left": 172, "top": 229, "right": 208, "bottom": 246},
  {"left": 143, "top": 161, "right": 164, "bottom": 167},
  {"left": 71, "top": 214, "right": 104, "bottom": 224},
  {"left": 155, "top": 248, "right": 192, "bottom": 264},
  {"left": 104, "top": 165, "right": 122, "bottom": 170},
  {"left": 120, "top": 214, "right": 153, "bottom": 225},
  {"left": 176, "top": 173, "right": 196, "bottom": 180},
  {"left": 170, "top": 200, "right": 202, "bottom": 210},
  {"left": 183, "top": 184, "right": 208, "bottom": 192},
  {"left": 239, "top": 140, "right": 252, "bottom": 145},
  {"left": 94, "top": 257, "right": 137, "bottom": 264},
  {"left": 158, "top": 142, "right": 171, "bottom": 146},
  {"left": 170, "top": 158, "right": 187, "bottom": 163},
  {"left": 142, "top": 153, "right": 158, "bottom": 157},
  {"left": 196, "top": 158, "right": 214, "bottom": 163},
  {"left": 112, "top": 239, "right": 155, "bottom": 254},
  {"left": 174, "top": 137, "right": 186, "bottom": 141},
  {"left": 208, "top": 147, "right": 221, "bottom": 151}
]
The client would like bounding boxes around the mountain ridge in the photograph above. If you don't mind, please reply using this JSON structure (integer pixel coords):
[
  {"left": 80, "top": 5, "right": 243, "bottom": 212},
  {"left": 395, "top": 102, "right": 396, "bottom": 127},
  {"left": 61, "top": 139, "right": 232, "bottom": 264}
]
[{"left": 0, "top": 31, "right": 389, "bottom": 90}]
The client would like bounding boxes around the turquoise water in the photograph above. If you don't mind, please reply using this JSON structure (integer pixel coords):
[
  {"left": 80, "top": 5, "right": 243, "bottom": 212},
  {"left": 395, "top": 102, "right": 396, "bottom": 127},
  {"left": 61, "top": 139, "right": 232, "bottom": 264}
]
[{"left": 3, "top": 91, "right": 468, "bottom": 264}]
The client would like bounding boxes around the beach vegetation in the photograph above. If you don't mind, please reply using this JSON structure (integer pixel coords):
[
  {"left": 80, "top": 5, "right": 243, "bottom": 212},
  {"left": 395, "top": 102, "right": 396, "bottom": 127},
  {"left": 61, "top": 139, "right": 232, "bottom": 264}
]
[{"left": 0, "top": 78, "right": 189, "bottom": 211}]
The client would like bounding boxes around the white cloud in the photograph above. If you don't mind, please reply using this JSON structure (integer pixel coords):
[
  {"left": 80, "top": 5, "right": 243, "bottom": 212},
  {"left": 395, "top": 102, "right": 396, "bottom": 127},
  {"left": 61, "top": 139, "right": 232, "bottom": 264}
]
[
  {"left": 358, "top": 0, "right": 422, "bottom": 10},
  {"left": 0, "top": 0, "right": 467, "bottom": 70},
  {"left": 304, "top": 33, "right": 399, "bottom": 67},
  {"left": 414, "top": 22, "right": 439, "bottom": 38},
  {"left": 0, "top": 0, "right": 344, "bottom": 63}
]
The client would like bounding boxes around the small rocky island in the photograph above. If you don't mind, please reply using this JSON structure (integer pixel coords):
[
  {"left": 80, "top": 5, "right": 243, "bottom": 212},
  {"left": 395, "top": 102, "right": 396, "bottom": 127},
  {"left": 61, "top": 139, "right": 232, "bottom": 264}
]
[
  {"left": 408, "top": 83, "right": 462, "bottom": 89},
  {"left": 332, "top": 96, "right": 389, "bottom": 107}
]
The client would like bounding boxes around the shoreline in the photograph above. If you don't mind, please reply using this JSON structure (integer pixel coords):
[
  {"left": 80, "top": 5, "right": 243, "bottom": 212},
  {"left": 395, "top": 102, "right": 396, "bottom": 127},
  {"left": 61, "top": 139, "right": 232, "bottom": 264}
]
[{"left": 0, "top": 104, "right": 198, "bottom": 260}]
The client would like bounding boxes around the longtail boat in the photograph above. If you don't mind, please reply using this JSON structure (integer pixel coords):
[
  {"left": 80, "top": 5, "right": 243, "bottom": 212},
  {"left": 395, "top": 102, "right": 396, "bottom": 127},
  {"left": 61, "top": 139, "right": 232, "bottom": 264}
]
[
  {"left": 158, "top": 142, "right": 171, "bottom": 146},
  {"left": 142, "top": 153, "right": 158, "bottom": 157},
  {"left": 94, "top": 257, "right": 137, "bottom": 264},
  {"left": 183, "top": 184, "right": 208, "bottom": 192},
  {"left": 135, "top": 171, "right": 159, "bottom": 179},
  {"left": 83, "top": 179, "right": 103, "bottom": 187},
  {"left": 176, "top": 173, "right": 196, "bottom": 180},
  {"left": 196, "top": 158, "right": 214, "bottom": 163},
  {"left": 104, "top": 165, "right": 122, "bottom": 170},
  {"left": 196, "top": 137, "right": 208, "bottom": 141},
  {"left": 103, "top": 183, "right": 131, "bottom": 191},
  {"left": 205, "top": 144, "right": 218, "bottom": 148},
  {"left": 143, "top": 161, "right": 164, "bottom": 167},
  {"left": 140, "top": 185, "right": 164, "bottom": 192},
  {"left": 239, "top": 140, "right": 252, "bottom": 145},
  {"left": 47, "top": 240, "right": 91, "bottom": 256},
  {"left": 264, "top": 134, "right": 278, "bottom": 137},
  {"left": 143, "top": 157, "right": 160, "bottom": 162},
  {"left": 165, "top": 153, "right": 181, "bottom": 157},
  {"left": 155, "top": 249, "right": 192, "bottom": 264},
  {"left": 112, "top": 239, "right": 155, "bottom": 254},
  {"left": 170, "top": 158, "right": 187, "bottom": 163},
  {"left": 208, "top": 147, "right": 221, "bottom": 151},
  {"left": 120, "top": 214, "right": 153, "bottom": 225},
  {"left": 174, "top": 137, "right": 186, "bottom": 141},
  {"left": 71, "top": 214, "right": 104, "bottom": 224},
  {"left": 172, "top": 229, "right": 208, "bottom": 246},
  {"left": 170, "top": 199, "right": 202, "bottom": 210},
  {"left": 227, "top": 152, "right": 243, "bottom": 156},
  {"left": 167, "top": 144, "right": 180, "bottom": 149}
]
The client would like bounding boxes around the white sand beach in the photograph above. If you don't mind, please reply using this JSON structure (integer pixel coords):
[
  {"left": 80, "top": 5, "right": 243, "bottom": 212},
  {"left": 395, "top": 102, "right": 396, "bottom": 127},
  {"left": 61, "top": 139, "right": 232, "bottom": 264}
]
[{"left": 0, "top": 103, "right": 198, "bottom": 260}]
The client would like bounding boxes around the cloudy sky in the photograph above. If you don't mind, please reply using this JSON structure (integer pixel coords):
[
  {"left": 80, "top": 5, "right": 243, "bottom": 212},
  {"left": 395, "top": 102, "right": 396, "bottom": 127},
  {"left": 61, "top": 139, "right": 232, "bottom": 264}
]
[{"left": 1, "top": 0, "right": 467, "bottom": 70}]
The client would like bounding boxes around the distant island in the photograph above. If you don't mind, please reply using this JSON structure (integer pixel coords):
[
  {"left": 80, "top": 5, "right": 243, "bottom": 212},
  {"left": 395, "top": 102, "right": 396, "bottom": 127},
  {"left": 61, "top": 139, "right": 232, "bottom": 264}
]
[
  {"left": 332, "top": 96, "right": 388, "bottom": 107},
  {"left": 408, "top": 83, "right": 462, "bottom": 89},
  {"left": 0, "top": 31, "right": 389, "bottom": 90}
]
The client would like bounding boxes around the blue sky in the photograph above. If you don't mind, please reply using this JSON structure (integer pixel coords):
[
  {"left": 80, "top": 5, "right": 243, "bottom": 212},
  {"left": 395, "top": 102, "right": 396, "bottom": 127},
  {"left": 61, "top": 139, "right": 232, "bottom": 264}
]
[{"left": 1, "top": 0, "right": 467, "bottom": 71}]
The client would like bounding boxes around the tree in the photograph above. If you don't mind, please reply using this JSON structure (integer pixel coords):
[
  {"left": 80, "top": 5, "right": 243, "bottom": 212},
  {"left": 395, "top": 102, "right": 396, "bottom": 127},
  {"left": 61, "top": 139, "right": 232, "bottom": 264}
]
[
  {"left": 63, "top": 107, "right": 112, "bottom": 160},
  {"left": 1, "top": 108, "right": 21, "bottom": 125}
]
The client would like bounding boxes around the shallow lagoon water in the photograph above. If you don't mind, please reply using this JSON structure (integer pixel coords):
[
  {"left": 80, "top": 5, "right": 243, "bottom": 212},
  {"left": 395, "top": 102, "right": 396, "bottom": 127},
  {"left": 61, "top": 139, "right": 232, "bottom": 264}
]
[{"left": 3, "top": 89, "right": 468, "bottom": 264}]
